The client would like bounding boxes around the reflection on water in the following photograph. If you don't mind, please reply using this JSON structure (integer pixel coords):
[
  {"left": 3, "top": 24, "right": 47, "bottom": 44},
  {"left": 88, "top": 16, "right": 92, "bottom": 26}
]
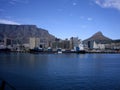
[{"left": 0, "top": 53, "right": 120, "bottom": 90}]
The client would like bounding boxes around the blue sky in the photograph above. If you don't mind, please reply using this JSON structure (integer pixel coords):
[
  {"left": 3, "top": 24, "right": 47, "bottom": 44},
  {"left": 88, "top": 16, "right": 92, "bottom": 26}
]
[{"left": 0, "top": 0, "right": 120, "bottom": 40}]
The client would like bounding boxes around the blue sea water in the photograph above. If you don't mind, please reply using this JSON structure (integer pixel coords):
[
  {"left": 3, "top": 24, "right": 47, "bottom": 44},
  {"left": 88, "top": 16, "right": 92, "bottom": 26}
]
[{"left": 0, "top": 53, "right": 120, "bottom": 90}]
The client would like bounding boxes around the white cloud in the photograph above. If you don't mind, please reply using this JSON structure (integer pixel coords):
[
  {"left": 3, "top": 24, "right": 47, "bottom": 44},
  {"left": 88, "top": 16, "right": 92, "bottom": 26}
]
[
  {"left": 73, "top": 2, "right": 77, "bottom": 6},
  {"left": 87, "top": 17, "right": 93, "bottom": 21},
  {"left": 95, "top": 0, "right": 120, "bottom": 10},
  {"left": 0, "top": 19, "right": 20, "bottom": 25},
  {"left": 80, "top": 16, "right": 93, "bottom": 21}
]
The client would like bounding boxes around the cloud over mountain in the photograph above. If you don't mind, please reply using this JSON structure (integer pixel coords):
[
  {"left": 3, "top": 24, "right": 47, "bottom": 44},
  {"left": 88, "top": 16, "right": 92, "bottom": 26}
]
[{"left": 0, "top": 19, "right": 20, "bottom": 25}]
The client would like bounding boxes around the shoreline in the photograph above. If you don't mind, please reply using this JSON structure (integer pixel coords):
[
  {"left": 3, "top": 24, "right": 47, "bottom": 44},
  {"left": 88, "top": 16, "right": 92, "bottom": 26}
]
[
  {"left": 0, "top": 50, "right": 120, "bottom": 54},
  {"left": 0, "top": 48, "right": 120, "bottom": 54}
]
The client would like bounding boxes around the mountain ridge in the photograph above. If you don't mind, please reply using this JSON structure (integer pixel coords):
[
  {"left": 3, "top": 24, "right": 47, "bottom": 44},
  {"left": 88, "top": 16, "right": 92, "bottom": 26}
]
[{"left": 0, "top": 24, "right": 55, "bottom": 44}]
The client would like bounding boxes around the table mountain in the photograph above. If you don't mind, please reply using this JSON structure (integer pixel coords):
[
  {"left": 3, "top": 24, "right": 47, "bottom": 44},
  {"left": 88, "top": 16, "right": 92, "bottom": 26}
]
[{"left": 0, "top": 24, "right": 55, "bottom": 44}]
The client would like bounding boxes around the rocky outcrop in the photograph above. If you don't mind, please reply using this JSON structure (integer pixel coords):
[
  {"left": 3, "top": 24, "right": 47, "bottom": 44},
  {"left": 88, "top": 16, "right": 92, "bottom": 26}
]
[{"left": 83, "top": 31, "right": 112, "bottom": 44}]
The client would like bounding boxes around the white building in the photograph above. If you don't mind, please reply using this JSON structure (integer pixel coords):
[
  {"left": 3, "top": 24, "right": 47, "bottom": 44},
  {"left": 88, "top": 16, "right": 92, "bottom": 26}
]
[
  {"left": 70, "top": 37, "right": 84, "bottom": 51},
  {"left": 79, "top": 43, "right": 84, "bottom": 50},
  {"left": 93, "top": 41, "right": 105, "bottom": 50},
  {"left": 29, "top": 37, "right": 40, "bottom": 49},
  {"left": 93, "top": 41, "right": 98, "bottom": 49}
]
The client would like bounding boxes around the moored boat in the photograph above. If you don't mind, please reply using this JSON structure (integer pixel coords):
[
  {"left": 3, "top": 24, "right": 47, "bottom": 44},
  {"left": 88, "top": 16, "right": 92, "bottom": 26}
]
[
  {"left": 0, "top": 48, "right": 11, "bottom": 52},
  {"left": 76, "top": 50, "right": 86, "bottom": 54},
  {"left": 29, "top": 47, "right": 43, "bottom": 53}
]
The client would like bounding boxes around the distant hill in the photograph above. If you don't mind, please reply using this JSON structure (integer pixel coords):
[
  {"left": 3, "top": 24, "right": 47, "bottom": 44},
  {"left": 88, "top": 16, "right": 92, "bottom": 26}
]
[
  {"left": 83, "top": 31, "right": 112, "bottom": 44},
  {"left": 0, "top": 24, "right": 55, "bottom": 44}
]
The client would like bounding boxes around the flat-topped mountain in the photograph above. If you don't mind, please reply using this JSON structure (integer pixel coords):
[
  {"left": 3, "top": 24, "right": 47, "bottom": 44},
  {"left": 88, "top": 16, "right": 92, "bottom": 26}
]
[
  {"left": 0, "top": 24, "right": 55, "bottom": 44},
  {"left": 83, "top": 31, "right": 112, "bottom": 44}
]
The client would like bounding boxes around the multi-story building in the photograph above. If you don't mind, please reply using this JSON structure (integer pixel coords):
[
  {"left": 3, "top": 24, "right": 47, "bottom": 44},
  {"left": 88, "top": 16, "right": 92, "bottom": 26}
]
[
  {"left": 4, "top": 38, "right": 12, "bottom": 46},
  {"left": 87, "top": 41, "right": 105, "bottom": 50},
  {"left": 29, "top": 37, "right": 40, "bottom": 49},
  {"left": 70, "top": 37, "right": 81, "bottom": 51},
  {"left": 52, "top": 38, "right": 71, "bottom": 50},
  {"left": 62, "top": 39, "right": 70, "bottom": 50},
  {"left": 93, "top": 41, "right": 105, "bottom": 50}
]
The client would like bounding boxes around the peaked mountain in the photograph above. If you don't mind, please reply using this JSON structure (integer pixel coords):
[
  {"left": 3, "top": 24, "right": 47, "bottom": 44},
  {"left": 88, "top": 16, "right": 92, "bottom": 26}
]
[
  {"left": 0, "top": 24, "right": 55, "bottom": 44},
  {"left": 83, "top": 31, "right": 112, "bottom": 44}
]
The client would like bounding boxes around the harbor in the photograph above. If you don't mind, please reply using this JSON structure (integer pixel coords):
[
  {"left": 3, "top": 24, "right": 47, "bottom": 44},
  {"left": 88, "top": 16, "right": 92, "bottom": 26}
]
[{"left": 0, "top": 53, "right": 120, "bottom": 90}]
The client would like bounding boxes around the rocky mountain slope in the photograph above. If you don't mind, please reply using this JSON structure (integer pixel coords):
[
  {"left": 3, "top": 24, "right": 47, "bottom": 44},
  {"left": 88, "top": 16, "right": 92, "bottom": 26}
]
[
  {"left": 0, "top": 24, "right": 55, "bottom": 44},
  {"left": 83, "top": 31, "right": 112, "bottom": 44}
]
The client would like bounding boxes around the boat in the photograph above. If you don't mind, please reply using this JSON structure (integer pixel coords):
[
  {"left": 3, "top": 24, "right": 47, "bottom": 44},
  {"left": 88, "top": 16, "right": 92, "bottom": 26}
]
[
  {"left": 76, "top": 50, "right": 86, "bottom": 54},
  {"left": 29, "top": 47, "right": 43, "bottom": 53},
  {"left": 57, "top": 48, "right": 62, "bottom": 54},
  {"left": 0, "top": 48, "right": 11, "bottom": 52},
  {"left": 58, "top": 51, "right": 62, "bottom": 54}
]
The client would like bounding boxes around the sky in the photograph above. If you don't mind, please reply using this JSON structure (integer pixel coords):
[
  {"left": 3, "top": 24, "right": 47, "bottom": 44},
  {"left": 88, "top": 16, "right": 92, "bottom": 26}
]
[{"left": 0, "top": 0, "right": 120, "bottom": 40}]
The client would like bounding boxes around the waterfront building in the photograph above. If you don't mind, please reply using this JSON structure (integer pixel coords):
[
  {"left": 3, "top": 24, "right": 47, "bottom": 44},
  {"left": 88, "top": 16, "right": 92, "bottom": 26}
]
[
  {"left": 62, "top": 39, "right": 70, "bottom": 50},
  {"left": 87, "top": 41, "right": 105, "bottom": 50},
  {"left": 105, "top": 42, "right": 120, "bottom": 50},
  {"left": 97, "top": 44, "right": 105, "bottom": 50},
  {"left": 52, "top": 38, "right": 61, "bottom": 50},
  {"left": 29, "top": 37, "right": 40, "bottom": 49},
  {"left": 0, "top": 34, "right": 4, "bottom": 45},
  {"left": 23, "top": 44, "right": 30, "bottom": 51},
  {"left": 88, "top": 41, "right": 94, "bottom": 49},
  {"left": 93, "top": 41, "right": 98, "bottom": 49},
  {"left": 0, "top": 40, "right": 4, "bottom": 46},
  {"left": 79, "top": 43, "right": 84, "bottom": 50},
  {"left": 52, "top": 38, "right": 71, "bottom": 51},
  {"left": 52, "top": 37, "right": 83, "bottom": 51},
  {"left": 93, "top": 41, "right": 105, "bottom": 50},
  {"left": 70, "top": 37, "right": 82, "bottom": 51},
  {"left": 4, "top": 38, "right": 12, "bottom": 46}
]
